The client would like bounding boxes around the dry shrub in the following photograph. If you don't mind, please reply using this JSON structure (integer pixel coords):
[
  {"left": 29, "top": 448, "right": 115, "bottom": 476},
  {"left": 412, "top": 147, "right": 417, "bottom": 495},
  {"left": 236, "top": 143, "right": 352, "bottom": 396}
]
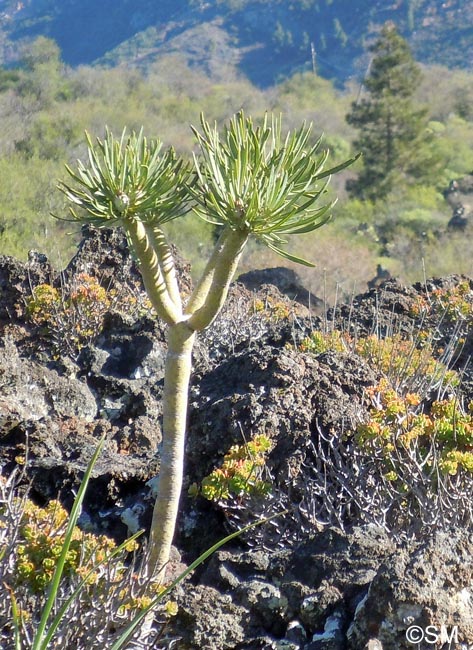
[
  {"left": 240, "top": 226, "right": 379, "bottom": 306},
  {"left": 0, "top": 475, "right": 176, "bottom": 649}
]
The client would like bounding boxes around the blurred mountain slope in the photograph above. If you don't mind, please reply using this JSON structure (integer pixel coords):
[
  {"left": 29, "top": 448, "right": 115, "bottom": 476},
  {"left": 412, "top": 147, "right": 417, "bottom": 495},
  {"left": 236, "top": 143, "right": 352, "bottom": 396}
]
[{"left": 0, "top": 0, "right": 471, "bottom": 85}]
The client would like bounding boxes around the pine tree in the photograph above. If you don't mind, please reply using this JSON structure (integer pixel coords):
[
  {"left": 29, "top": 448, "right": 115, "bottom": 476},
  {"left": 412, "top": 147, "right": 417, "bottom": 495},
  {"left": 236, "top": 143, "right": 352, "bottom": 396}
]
[{"left": 346, "top": 23, "right": 430, "bottom": 201}]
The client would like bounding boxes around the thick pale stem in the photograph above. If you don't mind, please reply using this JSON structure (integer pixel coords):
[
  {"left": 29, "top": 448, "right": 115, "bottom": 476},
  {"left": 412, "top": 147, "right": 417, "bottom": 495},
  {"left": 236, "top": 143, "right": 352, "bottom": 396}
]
[
  {"left": 185, "top": 228, "right": 230, "bottom": 316},
  {"left": 146, "top": 224, "right": 183, "bottom": 310},
  {"left": 125, "top": 218, "right": 182, "bottom": 326},
  {"left": 148, "top": 322, "right": 196, "bottom": 577},
  {"left": 147, "top": 228, "right": 248, "bottom": 578},
  {"left": 187, "top": 228, "right": 248, "bottom": 331}
]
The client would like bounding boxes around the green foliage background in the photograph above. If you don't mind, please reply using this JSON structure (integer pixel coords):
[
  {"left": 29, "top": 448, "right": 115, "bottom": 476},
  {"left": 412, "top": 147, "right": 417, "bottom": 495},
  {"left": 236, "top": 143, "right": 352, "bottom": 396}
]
[{"left": 0, "top": 34, "right": 472, "bottom": 294}]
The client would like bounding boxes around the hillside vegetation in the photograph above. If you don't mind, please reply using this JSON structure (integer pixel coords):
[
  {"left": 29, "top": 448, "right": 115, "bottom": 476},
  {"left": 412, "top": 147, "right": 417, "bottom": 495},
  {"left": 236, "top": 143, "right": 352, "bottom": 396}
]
[
  {"left": 0, "top": 29, "right": 472, "bottom": 299},
  {"left": 1, "top": 1, "right": 472, "bottom": 86}
]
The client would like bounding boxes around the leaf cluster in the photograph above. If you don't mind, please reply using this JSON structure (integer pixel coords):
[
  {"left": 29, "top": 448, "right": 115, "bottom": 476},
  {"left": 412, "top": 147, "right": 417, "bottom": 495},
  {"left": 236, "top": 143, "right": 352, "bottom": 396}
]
[
  {"left": 13, "top": 499, "right": 121, "bottom": 594},
  {"left": 197, "top": 434, "right": 272, "bottom": 502},
  {"left": 191, "top": 112, "right": 358, "bottom": 265},
  {"left": 356, "top": 379, "right": 473, "bottom": 477},
  {"left": 59, "top": 129, "right": 191, "bottom": 227},
  {"left": 58, "top": 112, "right": 356, "bottom": 269}
]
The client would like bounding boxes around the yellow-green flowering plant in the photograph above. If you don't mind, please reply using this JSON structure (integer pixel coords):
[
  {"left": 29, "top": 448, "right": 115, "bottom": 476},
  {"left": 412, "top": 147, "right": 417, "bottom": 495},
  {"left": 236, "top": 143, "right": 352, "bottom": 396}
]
[
  {"left": 356, "top": 379, "right": 473, "bottom": 477},
  {"left": 3, "top": 438, "right": 279, "bottom": 649},
  {"left": 57, "top": 111, "right": 357, "bottom": 578},
  {"left": 5, "top": 437, "right": 143, "bottom": 650},
  {"left": 198, "top": 434, "right": 272, "bottom": 502}
]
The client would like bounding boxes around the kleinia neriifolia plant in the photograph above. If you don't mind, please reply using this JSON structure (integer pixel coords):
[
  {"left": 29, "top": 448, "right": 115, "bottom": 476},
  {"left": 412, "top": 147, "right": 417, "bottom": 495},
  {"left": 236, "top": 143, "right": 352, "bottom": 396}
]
[{"left": 58, "top": 112, "right": 357, "bottom": 578}]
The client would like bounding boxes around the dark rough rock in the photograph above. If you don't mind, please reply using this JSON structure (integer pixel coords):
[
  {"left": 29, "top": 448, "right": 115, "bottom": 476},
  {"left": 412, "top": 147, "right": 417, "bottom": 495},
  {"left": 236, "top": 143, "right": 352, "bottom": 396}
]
[
  {"left": 448, "top": 205, "right": 469, "bottom": 230},
  {"left": 237, "top": 267, "right": 322, "bottom": 310},
  {"left": 169, "top": 526, "right": 473, "bottom": 649},
  {"left": 77, "top": 312, "right": 167, "bottom": 444},
  {"left": 173, "top": 584, "right": 249, "bottom": 649},
  {"left": 64, "top": 224, "right": 193, "bottom": 296},
  {"left": 188, "top": 344, "right": 376, "bottom": 487},
  {"left": 0, "top": 336, "right": 97, "bottom": 425},
  {"left": 0, "top": 249, "right": 54, "bottom": 323},
  {"left": 444, "top": 174, "right": 473, "bottom": 231},
  {"left": 328, "top": 278, "right": 422, "bottom": 339},
  {"left": 347, "top": 529, "right": 473, "bottom": 649},
  {"left": 1, "top": 229, "right": 473, "bottom": 649}
]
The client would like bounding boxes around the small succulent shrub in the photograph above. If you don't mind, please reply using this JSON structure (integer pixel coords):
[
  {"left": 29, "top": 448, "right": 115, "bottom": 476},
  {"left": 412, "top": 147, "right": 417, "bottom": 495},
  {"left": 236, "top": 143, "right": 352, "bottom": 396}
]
[
  {"left": 26, "top": 273, "right": 111, "bottom": 356},
  {"left": 295, "top": 374, "right": 473, "bottom": 538},
  {"left": 11, "top": 499, "right": 145, "bottom": 597},
  {"left": 408, "top": 281, "right": 473, "bottom": 365},
  {"left": 293, "top": 316, "right": 473, "bottom": 537},
  {"left": 192, "top": 435, "right": 299, "bottom": 550},
  {"left": 356, "top": 379, "right": 473, "bottom": 477},
  {"left": 353, "top": 333, "right": 459, "bottom": 392},
  {"left": 0, "top": 474, "right": 180, "bottom": 649},
  {"left": 252, "top": 296, "right": 292, "bottom": 322},
  {"left": 300, "top": 330, "right": 458, "bottom": 393},
  {"left": 410, "top": 280, "right": 473, "bottom": 324},
  {"left": 0, "top": 443, "right": 270, "bottom": 650},
  {"left": 422, "top": 399, "right": 473, "bottom": 475},
  {"left": 196, "top": 434, "right": 272, "bottom": 503},
  {"left": 26, "top": 272, "right": 152, "bottom": 357},
  {"left": 299, "top": 329, "right": 348, "bottom": 354}
]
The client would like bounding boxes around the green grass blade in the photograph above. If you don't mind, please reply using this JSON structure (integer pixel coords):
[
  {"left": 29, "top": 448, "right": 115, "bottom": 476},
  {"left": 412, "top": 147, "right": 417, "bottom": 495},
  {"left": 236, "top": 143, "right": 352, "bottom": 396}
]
[
  {"left": 109, "top": 512, "right": 287, "bottom": 650},
  {"left": 5, "top": 584, "right": 22, "bottom": 650},
  {"left": 39, "top": 530, "right": 143, "bottom": 649},
  {"left": 31, "top": 435, "right": 106, "bottom": 650}
]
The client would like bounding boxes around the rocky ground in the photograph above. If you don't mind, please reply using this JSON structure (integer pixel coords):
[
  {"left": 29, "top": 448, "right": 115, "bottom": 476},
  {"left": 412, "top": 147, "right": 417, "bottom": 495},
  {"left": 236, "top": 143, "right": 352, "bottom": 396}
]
[{"left": 1, "top": 226, "right": 473, "bottom": 650}]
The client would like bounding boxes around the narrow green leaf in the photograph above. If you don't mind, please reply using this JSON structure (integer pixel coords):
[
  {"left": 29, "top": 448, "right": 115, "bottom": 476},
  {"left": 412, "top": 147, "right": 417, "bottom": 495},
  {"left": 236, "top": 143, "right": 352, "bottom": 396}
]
[
  {"left": 109, "top": 511, "right": 287, "bottom": 650},
  {"left": 264, "top": 241, "right": 316, "bottom": 267},
  {"left": 5, "top": 584, "right": 22, "bottom": 650},
  {"left": 315, "top": 153, "right": 361, "bottom": 180},
  {"left": 32, "top": 435, "right": 107, "bottom": 650}
]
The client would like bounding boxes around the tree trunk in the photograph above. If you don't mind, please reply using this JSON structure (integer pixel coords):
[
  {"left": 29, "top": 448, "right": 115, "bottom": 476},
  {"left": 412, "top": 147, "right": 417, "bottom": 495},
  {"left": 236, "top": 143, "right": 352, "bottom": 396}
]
[
  {"left": 147, "top": 321, "right": 196, "bottom": 577},
  {"left": 146, "top": 229, "right": 247, "bottom": 578}
]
